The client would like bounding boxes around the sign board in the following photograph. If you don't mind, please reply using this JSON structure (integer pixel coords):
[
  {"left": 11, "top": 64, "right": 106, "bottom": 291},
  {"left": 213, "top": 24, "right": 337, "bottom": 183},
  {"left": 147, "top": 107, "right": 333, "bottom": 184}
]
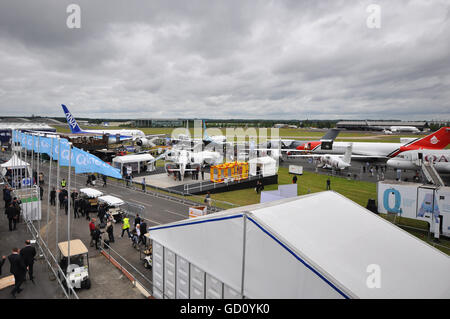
[
  {"left": 189, "top": 206, "right": 207, "bottom": 219},
  {"left": 289, "top": 165, "right": 303, "bottom": 175}
]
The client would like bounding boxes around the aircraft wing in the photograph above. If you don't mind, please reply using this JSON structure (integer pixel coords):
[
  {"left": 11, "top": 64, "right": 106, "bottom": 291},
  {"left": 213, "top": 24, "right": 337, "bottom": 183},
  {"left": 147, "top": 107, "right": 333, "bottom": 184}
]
[{"left": 321, "top": 128, "right": 341, "bottom": 140}]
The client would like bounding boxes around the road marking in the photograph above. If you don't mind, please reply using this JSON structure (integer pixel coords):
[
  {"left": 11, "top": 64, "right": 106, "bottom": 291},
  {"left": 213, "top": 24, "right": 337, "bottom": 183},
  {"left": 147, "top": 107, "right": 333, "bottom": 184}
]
[
  {"left": 109, "top": 193, "right": 153, "bottom": 207},
  {"left": 165, "top": 209, "right": 187, "bottom": 218}
]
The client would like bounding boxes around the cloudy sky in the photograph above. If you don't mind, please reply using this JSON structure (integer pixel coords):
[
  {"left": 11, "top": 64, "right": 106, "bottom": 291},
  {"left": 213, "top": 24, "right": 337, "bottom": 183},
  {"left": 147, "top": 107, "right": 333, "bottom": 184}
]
[{"left": 0, "top": 0, "right": 449, "bottom": 120}]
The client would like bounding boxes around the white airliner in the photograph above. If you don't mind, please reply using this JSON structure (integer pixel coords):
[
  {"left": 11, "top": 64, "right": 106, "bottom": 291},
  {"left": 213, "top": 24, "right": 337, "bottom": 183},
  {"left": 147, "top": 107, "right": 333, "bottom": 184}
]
[
  {"left": 292, "top": 127, "right": 450, "bottom": 160},
  {"left": 61, "top": 104, "right": 163, "bottom": 146},
  {"left": 389, "top": 126, "right": 421, "bottom": 133},
  {"left": 387, "top": 150, "right": 450, "bottom": 173}
]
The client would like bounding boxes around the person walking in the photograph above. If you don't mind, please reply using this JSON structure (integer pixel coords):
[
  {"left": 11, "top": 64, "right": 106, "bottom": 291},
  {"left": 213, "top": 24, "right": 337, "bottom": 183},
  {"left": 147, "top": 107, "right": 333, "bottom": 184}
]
[
  {"left": 292, "top": 175, "right": 297, "bottom": 184},
  {"left": 89, "top": 218, "right": 96, "bottom": 247},
  {"left": 20, "top": 240, "right": 36, "bottom": 283},
  {"left": 134, "top": 214, "right": 141, "bottom": 227},
  {"left": 83, "top": 198, "right": 91, "bottom": 220},
  {"left": 63, "top": 195, "right": 69, "bottom": 215},
  {"left": 102, "top": 174, "right": 107, "bottom": 188},
  {"left": 39, "top": 186, "right": 44, "bottom": 201},
  {"left": 92, "top": 225, "right": 102, "bottom": 250},
  {"left": 97, "top": 204, "right": 106, "bottom": 225},
  {"left": 6, "top": 203, "right": 19, "bottom": 231},
  {"left": 121, "top": 216, "right": 131, "bottom": 238},
  {"left": 4, "top": 186, "right": 11, "bottom": 208},
  {"left": 326, "top": 178, "right": 331, "bottom": 190},
  {"left": 8, "top": 248, "right": 27, "bottom": 298},
  {"left": 50, "top": 187, "right": 56, "bottom": 206},
  {"left": 140, "top": 220, "right": 147, "bottom": 246},
  {"left": 60, "top": 178, "right": 67, "bottom": 188},
  {"left": 73, "top": 198, "right": 80, "bottom": 219},
  {"left": 204, "top": 192, "right": 211, "bottom": 208},
  {"left": 106, "top": 220, "right": 115, "bottom": 243}
]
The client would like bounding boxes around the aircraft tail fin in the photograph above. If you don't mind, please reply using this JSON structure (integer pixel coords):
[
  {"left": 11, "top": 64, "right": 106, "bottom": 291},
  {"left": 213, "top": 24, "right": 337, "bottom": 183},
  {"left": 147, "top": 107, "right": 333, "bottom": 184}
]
[
  {"left": 203, "top": 120, "right": 210, "bottom": 140},
  {"left": 407, "top": 127, "right": 450, "bottom": 149},
  {"left": 343, "top": 143, "right": 353, "bottom": 164},
  {"left": 321, "top": 128, "right": 340, "bottom": 141},
  {"left": 61, "top": 104, "right": 84, "bottom": 134}
]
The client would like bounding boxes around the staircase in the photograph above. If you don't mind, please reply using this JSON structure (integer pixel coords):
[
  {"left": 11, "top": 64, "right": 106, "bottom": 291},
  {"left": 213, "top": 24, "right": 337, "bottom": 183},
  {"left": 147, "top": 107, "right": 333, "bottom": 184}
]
[{"left": 421, "top": 162, "right": 445, "bottom": 187}]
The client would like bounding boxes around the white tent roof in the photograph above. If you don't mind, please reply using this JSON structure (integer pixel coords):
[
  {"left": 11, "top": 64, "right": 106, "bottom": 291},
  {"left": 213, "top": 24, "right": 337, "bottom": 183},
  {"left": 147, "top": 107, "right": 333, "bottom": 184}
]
[
  {"left": 98, "top": 195, "right": 124, "bottom": 206},
  {"left": 1, "top": 154, "right": 30, "bottom": 169},
  {"left": 79, "top": 188, "right": 103, "bottom": 198},
  {"left": 112, "top": 153, "right": 155, "bottom": 164},
  {"left": 248, "top": 156, "right": 276, "bottom": 164},
  {"left": 149, "top": 191, "right": 450, "bottom": 299}
]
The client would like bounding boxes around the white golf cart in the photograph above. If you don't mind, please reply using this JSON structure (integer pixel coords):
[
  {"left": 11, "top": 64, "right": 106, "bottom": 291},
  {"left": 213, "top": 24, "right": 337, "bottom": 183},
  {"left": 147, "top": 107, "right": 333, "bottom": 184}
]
[
  {"left": 97, "top": 195, "right": 125, "bottom": 223},
  {"left": 79, "top": 188, "right": 103, "bottom": 213},
  {"left": 57, "top": 239, "right": 91, "bottom": 290}
]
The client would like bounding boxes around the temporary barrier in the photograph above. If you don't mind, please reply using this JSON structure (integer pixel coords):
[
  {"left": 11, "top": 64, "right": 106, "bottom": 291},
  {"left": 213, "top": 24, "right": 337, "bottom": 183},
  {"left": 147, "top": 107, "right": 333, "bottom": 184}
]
[{"left": 210, "top": 161, "right": 248, "bottom": 183}]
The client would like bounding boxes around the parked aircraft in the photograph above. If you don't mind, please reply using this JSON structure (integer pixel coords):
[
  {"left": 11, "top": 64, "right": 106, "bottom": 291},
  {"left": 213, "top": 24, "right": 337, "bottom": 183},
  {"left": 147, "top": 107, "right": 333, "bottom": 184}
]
[
  {"left": 390, "top": 126, "right": 421, "bottom": 133},
  {"left": 387, "top": 150, "right": 450, "bottom": 173},
  {"left": 61, "top": 104, "right": 164, "bottom": 146},
  {"left": 288, "top": 144, "right": 353, "bottom": 170},
  {"left": 157, "top": 149, "right": 222, "bottom": 180},
  {"left": 292, "top": 127, "right": 450, "bottom": 160}
]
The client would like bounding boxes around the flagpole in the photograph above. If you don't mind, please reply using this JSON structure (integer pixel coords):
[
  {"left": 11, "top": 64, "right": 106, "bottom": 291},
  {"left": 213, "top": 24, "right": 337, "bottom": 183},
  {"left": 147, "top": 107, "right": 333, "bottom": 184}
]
[
  {"left": 37, "top": 134, "right": 41, "bottom": 235},
  {"left": 46, "top": 137, "right": 53, "bottom": 246},
  {"left": 56, "top": 138, "right": 60, "bottom": 252},
  {"left": 67, "top": 143, "right": 72, "bottom": 297}
]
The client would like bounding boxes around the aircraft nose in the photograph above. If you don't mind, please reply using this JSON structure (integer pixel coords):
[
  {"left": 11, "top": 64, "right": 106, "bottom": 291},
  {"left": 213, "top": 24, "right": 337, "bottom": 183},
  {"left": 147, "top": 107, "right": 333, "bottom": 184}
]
[{"left": 386, "top": 159, "right": 397, "bottom": 167}]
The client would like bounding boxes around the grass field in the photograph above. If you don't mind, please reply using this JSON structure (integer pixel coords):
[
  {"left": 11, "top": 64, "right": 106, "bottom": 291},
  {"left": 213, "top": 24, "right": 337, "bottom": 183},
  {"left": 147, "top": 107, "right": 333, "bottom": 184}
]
[{"left": 209, "top": 166, "right": 376, "bottom": 207}]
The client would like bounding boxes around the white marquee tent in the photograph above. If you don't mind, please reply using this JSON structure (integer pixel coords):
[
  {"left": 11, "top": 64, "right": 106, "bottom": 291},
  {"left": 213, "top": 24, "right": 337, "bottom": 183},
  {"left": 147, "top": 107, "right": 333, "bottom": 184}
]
[
  {"left": 149, "top": 191, "right": 450, "bottom": 299},
  {"left": 112, "top": 153, "right": 155, "bottom": 174},
  {"left": 248, "top": 156, "right": 277, "bottom": 177},
  {"left": 1, "top": 153, "right": 30, "bottom": 169}
]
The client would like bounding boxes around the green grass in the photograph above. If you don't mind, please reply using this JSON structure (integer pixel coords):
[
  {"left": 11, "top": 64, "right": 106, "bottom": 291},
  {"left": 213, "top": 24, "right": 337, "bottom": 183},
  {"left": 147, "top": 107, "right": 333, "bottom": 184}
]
[{"left": 209, "top": 166, "right": 376, "bottom": 207}]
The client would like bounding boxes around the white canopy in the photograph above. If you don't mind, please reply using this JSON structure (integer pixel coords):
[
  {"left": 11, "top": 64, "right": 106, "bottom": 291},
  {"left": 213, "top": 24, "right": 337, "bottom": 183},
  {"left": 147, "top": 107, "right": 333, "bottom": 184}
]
[
  {"left": 79, "top": 188, "right": 103, "bottom": 198},
  {"left": 149, "top": 191, "right": 450, "bottom": 299},
  {"left": 1, "top": 154, "right": 30, "bottom": 169},
  {"left": 248, "top": 156, "right": 277, "bottom": 176},
  {"left": 98, "top": 195, "right": 124, "bottom": 207},
  {"left": 112, "top": 153, "right": 156, "bottom": 174},
  {"left": 112, "top": 153, "right": 155, "bottom": 164}
]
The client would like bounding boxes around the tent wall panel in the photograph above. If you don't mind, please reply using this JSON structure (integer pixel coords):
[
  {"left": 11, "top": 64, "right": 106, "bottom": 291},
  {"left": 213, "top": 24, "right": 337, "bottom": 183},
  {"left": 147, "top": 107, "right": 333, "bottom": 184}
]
[
  {"left": 152, "top": 241, "right": 164, "bottom": 299},
  {"left": 224, "top": 284, "right": 242, "bottom": 299},
  {"left": 164, "top": 248, "right": 176, "bottom": 299},
  {"left": 176, "top": 255, "right": 190, "bottom": 299},
  {"left": 190, "top": 264, "right": 205, "bottom": 299},
  {"left": 150, "top": 215, "right": 244, "bottom": 292},
  {"left": 205, "top": 274, "right": 223, "bottom": 299}
]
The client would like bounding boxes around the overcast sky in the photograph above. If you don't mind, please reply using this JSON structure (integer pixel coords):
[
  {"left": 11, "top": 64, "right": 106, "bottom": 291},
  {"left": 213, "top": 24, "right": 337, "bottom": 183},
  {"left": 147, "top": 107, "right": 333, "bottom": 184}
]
[{"left": 0, "top": 0, "right": 449, "bottom": 120}]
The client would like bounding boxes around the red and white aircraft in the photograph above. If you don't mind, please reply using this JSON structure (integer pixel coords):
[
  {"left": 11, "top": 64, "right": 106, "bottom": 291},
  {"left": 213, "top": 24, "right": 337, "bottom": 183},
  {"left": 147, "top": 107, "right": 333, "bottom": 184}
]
[{"left": 289, "top": 127, "right": 450, "bottom": 160}]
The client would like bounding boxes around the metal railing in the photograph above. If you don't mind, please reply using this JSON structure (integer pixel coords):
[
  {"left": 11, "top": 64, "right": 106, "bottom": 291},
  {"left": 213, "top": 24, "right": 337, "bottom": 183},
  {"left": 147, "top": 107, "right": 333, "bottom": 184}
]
[{"left": 100, "top": 240, "right": 153, "bottom": 297}]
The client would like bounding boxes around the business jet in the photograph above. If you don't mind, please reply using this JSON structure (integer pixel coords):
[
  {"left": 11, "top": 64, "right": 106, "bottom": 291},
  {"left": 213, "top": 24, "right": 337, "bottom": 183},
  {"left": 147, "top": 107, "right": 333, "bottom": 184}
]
[
  {"left": 287, "top": 144, "right": 353, "bottom": 170},
  {"left": 292, "top": 127, "right": 450, "bottom": 161},
  {"left": 61, "top": 105, "right": 164, "bottom": 146},
  {"left": 387, "top": 150, "right": 450, "bottom": 173}
]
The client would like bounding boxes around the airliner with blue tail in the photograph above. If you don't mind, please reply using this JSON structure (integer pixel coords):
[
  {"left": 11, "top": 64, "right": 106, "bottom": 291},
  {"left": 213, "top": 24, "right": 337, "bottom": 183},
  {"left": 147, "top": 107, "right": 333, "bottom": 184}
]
[{"left": 61, "top": 104, "right": 163, "bottom": 146}]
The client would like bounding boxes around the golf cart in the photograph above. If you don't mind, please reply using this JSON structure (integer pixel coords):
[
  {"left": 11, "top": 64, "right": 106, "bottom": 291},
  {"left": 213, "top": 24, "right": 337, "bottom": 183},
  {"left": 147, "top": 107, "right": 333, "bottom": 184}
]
[
  {"left": 97, "top": 195, "right": 125, "bottom": 223},
  {"left": 79, "top": 188, "right": 103, "bottom": 213},
  {"left": 57, "top": 239, "right": 91, "bottom": 290}
]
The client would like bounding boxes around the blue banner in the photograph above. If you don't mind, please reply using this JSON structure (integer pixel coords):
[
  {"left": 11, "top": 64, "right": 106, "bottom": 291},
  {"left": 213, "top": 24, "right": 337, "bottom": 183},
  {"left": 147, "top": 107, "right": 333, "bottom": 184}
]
[
  {"left": 39, "top": 137, "right": 53, "bottom": 157},
  {"left": 73, "top": 147, "right": 122, "bottom": 178}
]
